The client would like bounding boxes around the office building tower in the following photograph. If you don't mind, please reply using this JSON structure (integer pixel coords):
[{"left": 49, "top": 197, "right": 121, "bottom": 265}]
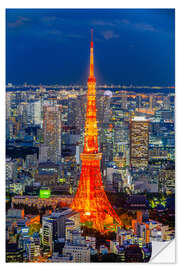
[
  {"left": 75, "top": 145, "right": 83, "bottom": 165},
  {"left": 63, "top": 229, "right": 90, "bottom": 262},
  {"left": 6, "top": 244, "right": 24, "bottom": 262},
  {"left": 18, "top": 235, "right": 40, "bottom": 262},
  {"left": 163, "top": 95, "right": 170, "bottom": 110},
  {"left": 121, "top": 92, "right": 127, "bottom": 110},
  {"left": 137, "top": 95, "right": 142, "bottom": 109},
  {"left": 159, "top": 169, "right": 175, "bottom": 193},
  {"left": 130, "top": 117, "right": 149, "bottom": 168},
  {"left": 42, "top": 105, "right": 62, "bottom": 164},
  {"left": 6, "top": 92, "right": 12, "bottom": 119},
  {"left": 6, "top": 159, "right": 18, "bottom": 181},
  {"left": 26, "top": 102, "right": 34, "bottom": 125},
  {"left": 99, "top": 93, "right": 112, "bottom": 124},
  {"left": 33, "top": 100, "right": 42, "bottom": 126},
  {"left": 39, "top": 145, "right": 49, "bottom": 163},
  {"left": 42, "top": 209, "right": 79, "bottom": 252},
  {"left": 149, "top": 95, "right": 153, "bottom": 110}
]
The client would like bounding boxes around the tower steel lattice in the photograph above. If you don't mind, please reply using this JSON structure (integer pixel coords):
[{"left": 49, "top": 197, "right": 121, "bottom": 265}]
[{"left": 71, "top": 30, "right": 121, "bottom": 232}]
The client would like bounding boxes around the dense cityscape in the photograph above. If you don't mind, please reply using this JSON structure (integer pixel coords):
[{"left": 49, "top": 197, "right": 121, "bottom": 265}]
[
  {"left": 6, "top": 79, "right": 175, "bottom": 262},
  {"left": 6, "top": 9, "right": 175, "bottom": 263}
]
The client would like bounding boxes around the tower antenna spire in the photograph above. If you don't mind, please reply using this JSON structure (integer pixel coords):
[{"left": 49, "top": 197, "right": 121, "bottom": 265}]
[
  {"left": 91, "top": 29, "right": 93, "bottom": 42},
  {"left": 90, "top": 29, "right": 94, "bottom": 77}
]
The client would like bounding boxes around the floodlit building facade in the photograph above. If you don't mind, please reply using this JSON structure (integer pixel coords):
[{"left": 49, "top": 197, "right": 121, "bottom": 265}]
[
  {"left": 42, "top": 105, "right": 62, "bottom": 164},
  {"left": 130, "top": 117, "right": 149, "bottom": 168}
]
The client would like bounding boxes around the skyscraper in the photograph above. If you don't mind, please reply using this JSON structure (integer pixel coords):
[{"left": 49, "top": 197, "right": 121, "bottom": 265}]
[
  {"left": 130, "top": 117, "right": 149, "bottom": 168},
  {"left": 6, "top": 92, "right": 11, "bottom": 119},
  {"left": 121, "top": 91, "right": 127, "bottom": 110},
  {"left": 163, "top": 95, "right": 170, "bottom": 110},
  {"left": 42, "top": 105, "right": 62, "bottom": 164},
  {"left": 42, "top": 209, "right": 77, "bottom": 252},
  {"left": 71, "top": 30, "right": 121, "bottom": 232},
  {"left": 149, "top": 95, "right": 153, "bottom": 110},
  {"left": 137, "top": 95, "right": 142, "bottom": 109},
  {"left": 33, "top": 100, "right": 42, "bottom": 127}
]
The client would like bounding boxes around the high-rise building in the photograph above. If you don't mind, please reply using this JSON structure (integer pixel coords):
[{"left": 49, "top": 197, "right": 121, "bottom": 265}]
[
  {"left": 137, "top": 95, "right": 142, "bottom": 109},
  {"left": 62, "top": 229, "right": 90, "bottom": 262},
  {"left": 6, "top": 159, "right": 18, "bottom": 181},
  {"left": 130, "top": 117, "right": 149, "bottom": 168},
  {"left": 149, "top": 95, "right": 153, "bottom": 110},
  {"left": 33, "top": 100, "right": 42, "bottom": 127},
  {"left": 26, "top": 102, "right": 34, "bottom": 125},
  {"left": 42, "top": 209, "right": 79, "bottom": 252},
  {"left": 159, "top": 169, "right": 175, "bottom": 193},
  {"left": 18, "top": 235, "right": 40, "bottom": 262},
  {"left": 6, "top": 92, "right": 12, "bottom": 119},
  {"left": 6, "top": 244, "right": 25, "bottom": 262},
  {"left": 98, "top": 93, "right": 111, "bottom": 124},
  {"left": 163, "top": 95, "right": 170, "bottom": 110},
  {"left": 42, "top": 217, "right": 53, "bottom": 252},
  {"left": 42, "top": 105, "right": 62, "bottom": 164},
  {"left": 121, "top": 92, "right": 127, "bottom": 110}
]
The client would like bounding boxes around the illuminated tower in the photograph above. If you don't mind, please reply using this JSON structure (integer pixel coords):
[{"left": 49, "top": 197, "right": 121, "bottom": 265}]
[{"left": 71, "top": 30, "right": 121, "bottom": 232}]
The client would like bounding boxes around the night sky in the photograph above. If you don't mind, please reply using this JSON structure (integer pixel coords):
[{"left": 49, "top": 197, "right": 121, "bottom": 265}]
[{"left": 6, "top": 9, "right": 175, "bottom": 86}]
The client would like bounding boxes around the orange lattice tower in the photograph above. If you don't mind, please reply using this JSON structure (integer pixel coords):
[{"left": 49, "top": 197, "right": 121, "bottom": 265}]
[{"left": 71, "top": 30, "right": 121, "bottom": 232}]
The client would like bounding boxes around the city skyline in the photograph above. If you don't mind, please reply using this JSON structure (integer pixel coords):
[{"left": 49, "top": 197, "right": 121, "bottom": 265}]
[
  {"left": 6, "top": 9, "right": 175, "bottom": 86},
  {"left": 5, "top": 8, "right": 175, "bottom": 263}
]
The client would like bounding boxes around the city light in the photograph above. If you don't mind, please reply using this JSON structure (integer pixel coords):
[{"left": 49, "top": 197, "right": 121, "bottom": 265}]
[
  {"left": 39, "top": 189, "right": 51, "bottom": 199},
  {"left": 5, "top": 9, "right": 175, "bottom": 263}
]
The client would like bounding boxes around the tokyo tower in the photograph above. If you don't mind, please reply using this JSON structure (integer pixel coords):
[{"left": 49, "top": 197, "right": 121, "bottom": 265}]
[{"left": 71, "top": 30, "right": 121, "bottom": 232}]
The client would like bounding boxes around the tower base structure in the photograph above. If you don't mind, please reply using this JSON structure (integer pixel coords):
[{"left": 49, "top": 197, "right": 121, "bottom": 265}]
[{"left": 71, "top": 153, "right": 122, "bottom": 233}]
